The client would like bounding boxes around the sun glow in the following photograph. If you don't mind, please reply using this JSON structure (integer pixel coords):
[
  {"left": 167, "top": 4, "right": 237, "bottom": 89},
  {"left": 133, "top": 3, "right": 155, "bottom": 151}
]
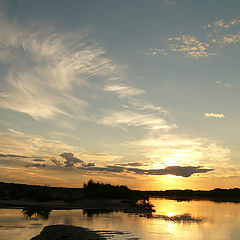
[
  {"left": 162, "top": 157, "right": 180, "bottom": 166},
  {"left": 166, "top": 212, "right": 178, "bottom": 217},
  {"left": 148, "top": 148, "right": 199, "bottom": 168}
]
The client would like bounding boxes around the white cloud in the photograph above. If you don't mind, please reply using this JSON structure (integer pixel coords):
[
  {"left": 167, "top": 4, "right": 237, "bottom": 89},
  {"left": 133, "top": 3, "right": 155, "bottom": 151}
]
[
  {"left": 205, "top": 113, "right": 226, "bottom": 118},
  {"left": 203, "top": 18, "right": 240, "bottom": 30},
  {"left": 224, "top": 83, "right": 231, "bottom": 88},
  {"left": 216, "top": 80, "right": 231, "bottom": 88},
  {"left": 0, "top": 13, "right": 122, "bottom": 120},
  {"left": 99, "top": 110, "right": 174, "bottom": 130},
  {"left": 220, "top": 33, "right": 240, "bottom": 45},
  {"left": 80, "top": 152, "right": 122, "bottom": 163},
  {"left": 214, "top": 20, "right": 230, "bottom": 29},
  {"left": 132, "top": 101, "right": 168, "bottom": 114},
  {"left": 145, "top": 48, "right": 168, "bottom": 56},
  {"left": 0, "top": 129, "right": 75, "bottom": 156},
  {"left": 168, "top": 34, "right": 216, "bottom": 58},
  {"left": 148, "top": 17, "right": 240, "bottom": 59},
  {"left": 104, "top": 84, "right": 145, "bottom": 98}
]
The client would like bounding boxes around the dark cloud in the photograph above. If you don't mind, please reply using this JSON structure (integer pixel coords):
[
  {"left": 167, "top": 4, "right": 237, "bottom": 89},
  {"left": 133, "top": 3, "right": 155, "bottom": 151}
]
[
  {"left": 51, "top": 158, "right": 61, "bottom": 166},
  {"left": 126, "top": 166, "right": 213, "bottom": 177},
  {"left": 25, "top": 163, "right": 46, "bottom": 168},
  {"left": 32, "top": 158, "right": 45, "bottom": 162},
  {"left": 0, "top": 154, "right": 29, "bottom": 158},
  {"left": 78, "top": 165, "right": 125, "bottom": 173},
  {"left": 82, "top": 163, "right": 95, "bottom": 167},
  {"left": 77, "top": 165, "right": 213, "bottom": 177},
  {"left": 60, "top": 152, "right": 84, "bottom": 167},
  {"left": 115, "top": 162, "right": 145, "bottom": 167}
]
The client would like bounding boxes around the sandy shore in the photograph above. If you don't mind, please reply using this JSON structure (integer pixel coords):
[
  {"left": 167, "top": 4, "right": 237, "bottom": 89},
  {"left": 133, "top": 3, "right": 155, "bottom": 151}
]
[{"left": 31, "top": 225, "right": 105, "bottom": 240}]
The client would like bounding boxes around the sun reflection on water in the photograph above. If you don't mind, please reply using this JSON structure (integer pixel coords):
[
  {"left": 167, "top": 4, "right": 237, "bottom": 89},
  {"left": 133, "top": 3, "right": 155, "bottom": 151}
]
[{"left": 1, "top": 199, "right": 240, "bottom": 240}]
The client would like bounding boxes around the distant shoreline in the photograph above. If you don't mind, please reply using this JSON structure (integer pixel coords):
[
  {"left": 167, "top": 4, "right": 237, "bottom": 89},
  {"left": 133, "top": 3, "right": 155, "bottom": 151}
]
[
  {"left": 143, "top": 188, "right": 240, "bottom": 203},
  {"left": 1, "top": 181, "right": 240, "bottom": 209},
  {"left": 150, "top": 195, "right": 240, "bottom": 203}
]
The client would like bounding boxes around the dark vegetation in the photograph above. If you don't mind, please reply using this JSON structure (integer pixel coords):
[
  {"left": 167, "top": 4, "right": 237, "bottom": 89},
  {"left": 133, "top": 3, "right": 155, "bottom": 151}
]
[
  {"left": 0, "top": 181, "right": 84, "bottom": 202},
  {"left": 0, "top": 180, "right": 142, "bottom": 202},
  {"left": 1, "top": 181, "right": 240, "bottom": 204},
  {"left": 22, "top": 207, "right": 52, "bottom": 219},
  {"left": 83, "top": 179, "right": 139, "bottom": 199},
  {"left": 143, "top": 188, "right": 240, "bottom": 202}
]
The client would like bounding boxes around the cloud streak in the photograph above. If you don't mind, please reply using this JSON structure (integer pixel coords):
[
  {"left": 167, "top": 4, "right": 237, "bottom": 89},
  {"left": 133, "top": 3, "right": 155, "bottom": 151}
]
[
  {"left": 0, "top": 129, "right": 74, "bottom": 156},
  {"left": 205, "top": 113, "right": 225, "bottom": 118},
  {"left": 99, "top": 110, "right": 174, "bottom": 130},
  {"left": 0, "top": 153, "right": 29, "bottom": 158},
  {"left": 104, "top": 84, "right": 145, "bottom": 98}
]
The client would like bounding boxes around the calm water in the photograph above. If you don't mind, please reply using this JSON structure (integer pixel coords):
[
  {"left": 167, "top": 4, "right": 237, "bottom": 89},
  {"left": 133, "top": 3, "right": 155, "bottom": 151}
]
[{"left": 1, "top": 198, "right": 240, "bottom": 240}]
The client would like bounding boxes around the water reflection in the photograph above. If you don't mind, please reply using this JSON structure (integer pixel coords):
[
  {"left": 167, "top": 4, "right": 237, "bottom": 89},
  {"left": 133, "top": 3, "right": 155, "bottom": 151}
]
[
  {"left": 83, "top": 208, "right": 118, "bottom": 217},
  {"left": 1, "top": 199, "right": 239, "bottom": 240},
  {"left": 138, "top": 211, "right": 153, "bottom": 218},
  {"left": 153, "top": 213, "right": 205, "bottom": 223},
  {"left": 21, "top": 206, "right": 204, "bottom": 224},
  {"left": 21, "top": 207, "right": 52, "bottom": 219},
  {"left": 138, "top": 211, "right": 205, "bottom": 223}
]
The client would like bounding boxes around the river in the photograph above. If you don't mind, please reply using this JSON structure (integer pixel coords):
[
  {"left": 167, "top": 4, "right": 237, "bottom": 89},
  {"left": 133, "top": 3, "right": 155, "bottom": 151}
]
[{"left": 0, "top": 198, "right": 240, "bottom": 240}]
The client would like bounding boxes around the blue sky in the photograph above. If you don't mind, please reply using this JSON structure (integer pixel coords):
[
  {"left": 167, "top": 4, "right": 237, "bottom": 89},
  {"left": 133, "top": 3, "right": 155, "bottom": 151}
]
[{"left": 0, "top": 0, "right": 239, "bottom": 189}]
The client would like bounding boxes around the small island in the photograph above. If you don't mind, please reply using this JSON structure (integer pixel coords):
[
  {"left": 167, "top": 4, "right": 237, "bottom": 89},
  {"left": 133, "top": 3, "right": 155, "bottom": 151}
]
[{"left": 31, "top": 225, "right": 106, "bottom": 240}]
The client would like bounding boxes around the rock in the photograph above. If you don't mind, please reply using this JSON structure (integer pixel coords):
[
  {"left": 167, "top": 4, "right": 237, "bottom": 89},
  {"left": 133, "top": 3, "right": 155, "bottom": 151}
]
[{"left": 31, "top": 225, "right": 105, "bottom": 240}]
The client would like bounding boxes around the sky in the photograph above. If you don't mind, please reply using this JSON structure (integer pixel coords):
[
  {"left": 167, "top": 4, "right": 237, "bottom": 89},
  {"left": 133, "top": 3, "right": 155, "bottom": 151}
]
[{"left": 0, "top": 0, "right": 239, "bottom": 190}]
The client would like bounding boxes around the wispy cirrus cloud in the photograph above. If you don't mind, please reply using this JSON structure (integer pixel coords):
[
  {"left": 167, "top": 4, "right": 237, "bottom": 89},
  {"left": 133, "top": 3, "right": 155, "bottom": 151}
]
[
  {"left": 205, "top": 113, "right": 226, "bottom": 118},
  {"left": 104, "top": 84, "right": 145, "bottom": 98},
  {"left": 80, "top": 152, "right": 122, "bottom": 163},
  {"left": 0, "top": 130, "right": 121, "bottom": 170},
  {"left": 134, "top": 103, "right": 167, "bottom": 114},
  {"left": 99, "top": 110, "right": 174, "bottom": 130},
  {"left": 0, "top": 129, "right": 74, "bottom": 156},
  {"left": 0, "top": 12, "right": 122, "bottom": 120}
]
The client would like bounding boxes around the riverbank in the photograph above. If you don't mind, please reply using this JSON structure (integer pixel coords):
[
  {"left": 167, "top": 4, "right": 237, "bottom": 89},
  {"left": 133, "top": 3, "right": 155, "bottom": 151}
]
[{"left": 0, "top": 198, "right": 154, "bottom": 214}]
